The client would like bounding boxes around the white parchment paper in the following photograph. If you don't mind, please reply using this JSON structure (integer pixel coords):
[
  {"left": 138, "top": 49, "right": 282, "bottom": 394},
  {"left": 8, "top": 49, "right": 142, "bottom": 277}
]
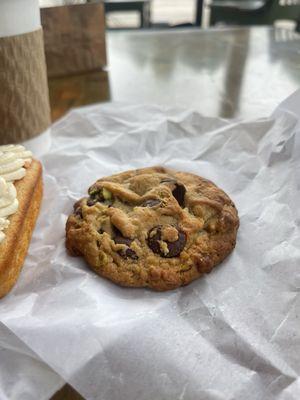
[
  {"left": 0, "top": 91, "right": 300, "bottom": 400},
  {"left": 0, "top": 323, "right": 64, "bottom": 400}
]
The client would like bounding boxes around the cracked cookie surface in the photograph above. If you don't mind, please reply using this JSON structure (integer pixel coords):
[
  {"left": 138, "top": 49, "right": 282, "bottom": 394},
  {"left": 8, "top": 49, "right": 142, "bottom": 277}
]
[{"left": 66, "top": 166, "right": 239, "bottom": 291}]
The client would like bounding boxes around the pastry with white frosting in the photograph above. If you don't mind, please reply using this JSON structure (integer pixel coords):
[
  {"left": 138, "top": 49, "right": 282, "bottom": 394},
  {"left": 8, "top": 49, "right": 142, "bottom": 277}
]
[
  {"left": 0, "top": 144, "right": 42, "bottom": 298},
  {"left": 0, "top": 177, "right": 18, "bottom": 243}
]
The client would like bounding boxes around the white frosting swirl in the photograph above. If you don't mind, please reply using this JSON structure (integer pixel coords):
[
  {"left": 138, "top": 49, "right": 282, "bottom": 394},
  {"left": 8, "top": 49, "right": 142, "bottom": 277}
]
[
  {"left": 0, "top": 144, "right": 32, "bottom": 162},
  {"left": 0, "top": 145, "right": 32, "bottom": 244},
  {"left": 0, "top": 177, "right": 18, "bottom": 244},
  {"left": 0, "top": 145, "right": 32, "bottom": 182}
]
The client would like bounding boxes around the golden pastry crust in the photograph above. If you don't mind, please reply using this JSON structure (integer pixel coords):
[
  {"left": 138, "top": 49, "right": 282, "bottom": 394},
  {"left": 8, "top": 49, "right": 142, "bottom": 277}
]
[
  {"left": 0, "top": 160, "right": 43, "bottom": 298},
  {"left": 66, "top": 166, "right": 239, "bottom": 291}
]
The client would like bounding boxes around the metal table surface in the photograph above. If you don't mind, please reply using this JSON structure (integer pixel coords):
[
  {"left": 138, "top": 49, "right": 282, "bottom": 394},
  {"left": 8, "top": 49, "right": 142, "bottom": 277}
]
[{"left": 49, "top": 27, "right": 300, "bottom": 121}]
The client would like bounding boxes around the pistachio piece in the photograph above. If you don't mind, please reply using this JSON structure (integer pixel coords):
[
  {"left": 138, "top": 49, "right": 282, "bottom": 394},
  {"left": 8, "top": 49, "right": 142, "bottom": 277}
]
[{"left": 102, "top": 188, "right": 112, "bottom": 200}]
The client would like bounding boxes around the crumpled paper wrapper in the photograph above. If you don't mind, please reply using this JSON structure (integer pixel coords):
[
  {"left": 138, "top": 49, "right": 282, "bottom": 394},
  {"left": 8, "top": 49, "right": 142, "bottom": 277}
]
[{"left": 0, "top": 91, "right": 299, "bottom": 400}]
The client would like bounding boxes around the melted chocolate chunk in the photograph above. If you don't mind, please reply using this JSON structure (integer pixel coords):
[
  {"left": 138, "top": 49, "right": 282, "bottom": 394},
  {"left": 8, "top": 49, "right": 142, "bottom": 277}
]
[
  {"left": 114, "top": 234, "right": 138, "bottom": 260},
  {"left": 147, "top": 225, "right": 186, "bottom": 258},
  {"left": 140, "top": 199, "right": 161, "bottom": 208},
  {"left": 172, "top": 183, "right": 186, "bottom": 207},
  {"left": 161, "top": 178, "right": 186, "bottom": 207}
]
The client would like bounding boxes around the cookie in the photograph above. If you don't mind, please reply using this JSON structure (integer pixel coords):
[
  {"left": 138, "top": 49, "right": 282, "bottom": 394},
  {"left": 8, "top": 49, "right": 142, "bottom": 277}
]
[{"left": 66, "top": 166, "right": 239, "bottom": 291}]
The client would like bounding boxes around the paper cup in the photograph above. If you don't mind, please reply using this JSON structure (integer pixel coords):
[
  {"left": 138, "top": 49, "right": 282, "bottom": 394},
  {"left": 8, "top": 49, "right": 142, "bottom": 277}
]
[{"left": 0, "top": 0, "right": 51, "bottom": 145}]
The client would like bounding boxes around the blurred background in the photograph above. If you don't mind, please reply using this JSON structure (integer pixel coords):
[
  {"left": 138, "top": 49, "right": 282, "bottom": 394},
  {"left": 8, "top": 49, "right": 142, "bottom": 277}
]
[
  {"left": 39, "top": 0, "right": 299, "bottom": 30},
  {"left": 35, "top": 0, "right": 300, "bottom": 128}
]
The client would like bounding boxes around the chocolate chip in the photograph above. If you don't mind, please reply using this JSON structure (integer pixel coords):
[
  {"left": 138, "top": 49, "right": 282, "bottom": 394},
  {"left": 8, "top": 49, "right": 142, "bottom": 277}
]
[
  {"left": 122, "top": 248, "right": 138, "bottom": 260},
  {"left": 147, "top": 225, "right": 186, "bottom": 258},
  {"left": 114, "top": 234, "right": 138, "bottom": 260},
  {"left": 194, "top": 254, "right": 214, "bottom": 273},
  {"left": 172, "top": 183, "right": 186, "bottom": 207},
  {"left": 74, "top": 207, "right": 83, "bottom": 218},
  {"left": 140, "top": 199, "right": 161, "bottom": 208},
  {"left": 87, "top": 198, "right": 97, "bottom": 206},
  {"left": 161, "top": 178, "right": 186, "bottom": 207}
]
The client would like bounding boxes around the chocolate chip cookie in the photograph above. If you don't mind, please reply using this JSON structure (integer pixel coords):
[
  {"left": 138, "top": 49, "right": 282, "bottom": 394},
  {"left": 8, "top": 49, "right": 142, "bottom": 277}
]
[{"left": 66, "top": 166, "right": 239, "bottom": 291}]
